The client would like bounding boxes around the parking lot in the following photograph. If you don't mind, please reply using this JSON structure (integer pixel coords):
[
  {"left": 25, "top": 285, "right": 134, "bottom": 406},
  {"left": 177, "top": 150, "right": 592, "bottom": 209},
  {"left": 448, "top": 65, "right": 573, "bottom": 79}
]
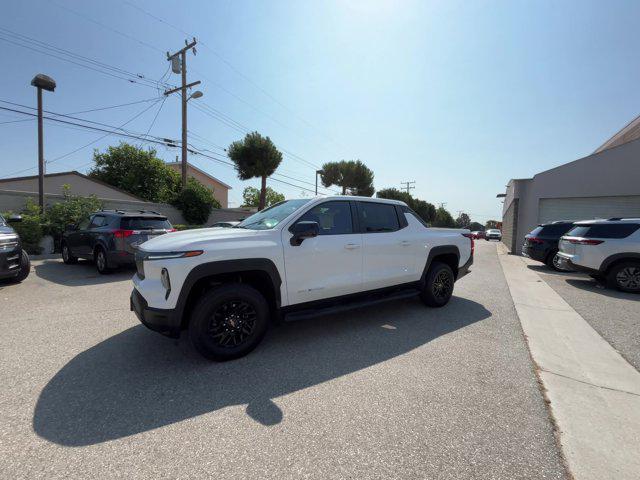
[
  {"left": 525, "top": 259, "right": 640, "bottom": 370},
  {"left": 1, "top": 241, "right": 570, "bottom": 479}
]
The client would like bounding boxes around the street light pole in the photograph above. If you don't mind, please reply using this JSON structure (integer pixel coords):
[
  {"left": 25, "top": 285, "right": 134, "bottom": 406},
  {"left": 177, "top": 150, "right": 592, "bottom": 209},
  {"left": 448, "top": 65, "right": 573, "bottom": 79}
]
[
  {"left": 315, "top": 169, "right": 323, "bottom": 196},
  {"left": 31, "top": 74, "right": 56, "bottom": 213}
]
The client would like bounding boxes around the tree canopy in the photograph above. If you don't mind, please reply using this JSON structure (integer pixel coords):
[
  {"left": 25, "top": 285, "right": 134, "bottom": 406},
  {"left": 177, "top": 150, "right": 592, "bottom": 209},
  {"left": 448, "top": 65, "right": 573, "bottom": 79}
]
[
  {"left": 227, "top": 132, "right": 283, "bottom": 210},
  {"left": 242, "top": 186, "right": 284, "bottom": 208},
  {"left": 320, "top": 160, "right": 375, "bottom": 196},
  {"left": 485, "top": 220, "right": 501, "bottom": 229},
  {"left": 172, "top": 178, "right": 221, "bottom": 224},
  {"left": 432, "top": 207, "right": 456, "bottom": 228},
  {"left": 455, "top": 212, "right": 471, "bottom": 229},
  {"left": 89, "top": 142, "right": 180, "bottom": 203},
  {"left": 376, "top": 188, "right": 436, "bottom": 224},
  {"left": 468, "top": 221, "right": 485, "bottom": 231}
]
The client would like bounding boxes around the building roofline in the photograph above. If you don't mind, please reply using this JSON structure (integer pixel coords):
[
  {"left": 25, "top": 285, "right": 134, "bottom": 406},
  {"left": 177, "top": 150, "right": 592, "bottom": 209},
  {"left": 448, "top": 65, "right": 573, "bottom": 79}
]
[
  {"left": 0, "top": 170, "right": 146, "bottom": 201},
  {"left": 166, "top": 162, "right": 232, "bottom": 190},
  {"left": 593, "top": 113, "right": 640, "bottom": 154}
]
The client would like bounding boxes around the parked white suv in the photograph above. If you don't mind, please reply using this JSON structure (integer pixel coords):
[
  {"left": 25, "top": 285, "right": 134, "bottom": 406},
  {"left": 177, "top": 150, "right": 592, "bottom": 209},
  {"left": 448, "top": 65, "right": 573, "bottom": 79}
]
[
  {"left": 485, "top": 229, "right": 502, "bottom": 241},
  {"left": 557, "top": 218, "right": 640, "bottom": 293},
  {"left": 131, "top": 196, "right": 474, "bottom": 360}
]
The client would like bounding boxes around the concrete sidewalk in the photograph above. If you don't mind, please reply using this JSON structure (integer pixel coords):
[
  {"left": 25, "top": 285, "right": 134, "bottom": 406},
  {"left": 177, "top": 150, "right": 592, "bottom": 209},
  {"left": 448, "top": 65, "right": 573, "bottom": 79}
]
[{"left": 498, "top": 244, "right": 640, "bottom": 480}]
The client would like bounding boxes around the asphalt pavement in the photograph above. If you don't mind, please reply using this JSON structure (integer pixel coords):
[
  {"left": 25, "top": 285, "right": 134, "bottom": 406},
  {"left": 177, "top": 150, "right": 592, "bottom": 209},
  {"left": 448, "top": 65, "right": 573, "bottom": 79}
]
[
  {"left": 0, "top": 243, "right": 566, "bottom": 479},
  {"left": 525, "top": 260, "right": 640, "bottom": 370}
]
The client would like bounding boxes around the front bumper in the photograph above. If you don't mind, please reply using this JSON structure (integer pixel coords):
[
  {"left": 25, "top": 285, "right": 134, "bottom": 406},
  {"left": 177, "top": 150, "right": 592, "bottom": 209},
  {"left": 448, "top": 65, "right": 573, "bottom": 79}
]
[{"left": 130, "top": 288, "right": 181, "bottom": 338}]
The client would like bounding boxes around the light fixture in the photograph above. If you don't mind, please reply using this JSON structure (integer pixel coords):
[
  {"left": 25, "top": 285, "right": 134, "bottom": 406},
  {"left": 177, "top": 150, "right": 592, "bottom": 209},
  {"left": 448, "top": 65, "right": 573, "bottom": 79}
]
[{"left": 188, "top": 90, "right": 203, "bottom": 101}]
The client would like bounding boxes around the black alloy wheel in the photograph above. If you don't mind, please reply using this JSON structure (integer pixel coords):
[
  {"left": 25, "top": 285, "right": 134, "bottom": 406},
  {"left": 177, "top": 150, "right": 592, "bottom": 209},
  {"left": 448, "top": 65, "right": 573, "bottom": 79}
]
[
  {"left": 189, "top": 283, "right": 270, "bottom": 361},
  {"left": 208, "top": 300, "right": 258, "bottom": 348},
  {"left": 420, "top": 261, "right": 455, "bottom": 308}
]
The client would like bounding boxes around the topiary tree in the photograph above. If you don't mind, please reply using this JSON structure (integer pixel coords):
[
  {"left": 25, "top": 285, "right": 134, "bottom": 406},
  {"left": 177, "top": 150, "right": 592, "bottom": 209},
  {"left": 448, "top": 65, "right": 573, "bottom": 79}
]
[
  {"left": 90, "top": 142, "right": 180, "bottom": 203},
  {"left": 171, "top": 178, "right": 221, "bottom": 225},
  {"left": 320, "top": 160, "right": 374, "bottom": 196},
  {"left": 227, "top": 132, "right": 283, "bottom": 210},
  {"left": 242, "top": 186, "right": 284, "bottom": 208}
]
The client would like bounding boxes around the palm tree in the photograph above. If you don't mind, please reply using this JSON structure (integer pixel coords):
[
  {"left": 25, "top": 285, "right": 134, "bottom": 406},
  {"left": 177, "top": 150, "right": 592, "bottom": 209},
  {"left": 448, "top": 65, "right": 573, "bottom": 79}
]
[{"left": 228, "top": 132, "right": 283, "bottom": 210}]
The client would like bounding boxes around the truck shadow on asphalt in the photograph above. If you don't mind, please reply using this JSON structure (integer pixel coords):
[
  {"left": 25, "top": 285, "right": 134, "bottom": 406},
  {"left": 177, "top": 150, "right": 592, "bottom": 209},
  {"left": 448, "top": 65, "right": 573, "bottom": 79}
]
[
  {"left": 33, "top": 296, "right": 490, "bottom": 447},
  {"left": 34, "top": 259, "right": 135, "bottom": 286}
]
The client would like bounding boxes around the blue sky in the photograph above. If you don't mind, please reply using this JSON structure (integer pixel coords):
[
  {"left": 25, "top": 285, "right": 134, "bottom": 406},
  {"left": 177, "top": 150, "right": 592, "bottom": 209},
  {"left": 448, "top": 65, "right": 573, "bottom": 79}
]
[{"left": 1, "top": 0, "right": 639, "bottom": 220}]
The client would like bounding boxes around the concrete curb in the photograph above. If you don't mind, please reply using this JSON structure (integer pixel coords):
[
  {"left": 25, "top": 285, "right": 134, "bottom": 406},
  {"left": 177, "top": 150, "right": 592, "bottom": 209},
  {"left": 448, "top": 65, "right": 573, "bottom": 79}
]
[{"left": 497, "top": 243, "right": 640, "bottom": 480}]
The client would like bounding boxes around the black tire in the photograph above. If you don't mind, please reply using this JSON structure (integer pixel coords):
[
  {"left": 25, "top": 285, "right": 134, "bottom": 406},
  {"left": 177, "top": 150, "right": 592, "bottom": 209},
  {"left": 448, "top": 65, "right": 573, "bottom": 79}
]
[
  {"left": 607, "top": 261, "right": 640, "bottom": 293},
  {"left": 61, "top": 242, "right": 78, "bottom": 264},
  {"left": 14, "top": 250, "right": 31, "bottom": 283},
  {"left": 188, "top": 284, "right": 270, "bottom": 361},
  {"left": 94, "top": 247, "right": 111, "bottom": 274},
  {"left": 420, "top": 261, "right": 455, "bottom": 308}
]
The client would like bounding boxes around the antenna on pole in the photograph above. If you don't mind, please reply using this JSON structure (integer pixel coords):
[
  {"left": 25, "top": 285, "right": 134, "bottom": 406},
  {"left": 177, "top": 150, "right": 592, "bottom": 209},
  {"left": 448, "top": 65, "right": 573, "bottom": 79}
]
[{"left": 400, "top": 181, "right": 415, "bottom": 195}]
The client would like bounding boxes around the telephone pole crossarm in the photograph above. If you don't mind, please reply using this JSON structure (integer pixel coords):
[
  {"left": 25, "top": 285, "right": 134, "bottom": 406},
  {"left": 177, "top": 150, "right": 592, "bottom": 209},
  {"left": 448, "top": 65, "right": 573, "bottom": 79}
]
[{"left": 164, "top": 80, "right": 201, "bottom": 96}]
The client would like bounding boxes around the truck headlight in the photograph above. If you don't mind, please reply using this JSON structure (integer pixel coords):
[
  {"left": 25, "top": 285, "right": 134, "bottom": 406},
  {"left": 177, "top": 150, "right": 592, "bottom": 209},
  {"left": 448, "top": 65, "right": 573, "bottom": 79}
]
[{"left": 161, "top": 268, "right": 171, "bottom": 299}]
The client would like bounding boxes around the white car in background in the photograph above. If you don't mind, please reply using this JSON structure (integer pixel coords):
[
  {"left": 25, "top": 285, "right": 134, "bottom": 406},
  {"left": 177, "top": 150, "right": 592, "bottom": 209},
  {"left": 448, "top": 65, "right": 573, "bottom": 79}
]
[
  {"left": 557, "top": 218, "right": 640, "bottom": 293},
  {"left": 485, "top": 229, "right": 502, "bottom": 241}
]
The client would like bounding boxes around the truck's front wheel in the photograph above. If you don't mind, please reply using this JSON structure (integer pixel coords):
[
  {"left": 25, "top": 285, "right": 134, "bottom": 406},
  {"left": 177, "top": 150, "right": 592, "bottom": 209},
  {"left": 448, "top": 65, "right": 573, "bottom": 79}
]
[
  {"left": 189, "top": 284, "right": 270, "bottom": 361},
  {"left": 420, "top": 261, "right": 455, "bottom": 307}
]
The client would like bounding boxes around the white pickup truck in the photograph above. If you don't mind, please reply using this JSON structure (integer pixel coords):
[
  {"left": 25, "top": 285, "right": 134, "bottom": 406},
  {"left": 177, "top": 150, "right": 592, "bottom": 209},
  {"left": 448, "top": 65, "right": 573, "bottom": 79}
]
[{"left": 131, "top": 196, "right": 474, "bottom": 360}]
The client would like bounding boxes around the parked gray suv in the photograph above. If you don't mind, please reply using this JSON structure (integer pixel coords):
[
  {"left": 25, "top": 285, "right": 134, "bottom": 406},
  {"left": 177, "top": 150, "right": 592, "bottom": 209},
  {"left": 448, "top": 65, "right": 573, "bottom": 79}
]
[{"left": 61, "top": 210, "right": 175, "bottom": 274}]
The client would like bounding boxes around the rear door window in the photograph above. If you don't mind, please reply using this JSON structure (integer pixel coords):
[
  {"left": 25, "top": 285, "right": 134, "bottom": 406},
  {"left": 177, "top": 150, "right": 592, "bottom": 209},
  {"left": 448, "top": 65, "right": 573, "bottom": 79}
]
[
  {"left": 89, "top": 215, "right": 107, "bottom": 228},
  {"left": 540, "top": 223, "right": 574, "bottom": 236},
  {"left": 567, "top": 223, "right": 640, "bottom": 239},
  {"left": 120, "top": 217, "right": 172, "bottom": 230},
  {"left": 358, "top": 202, "right": 400, "bottom": 232}
]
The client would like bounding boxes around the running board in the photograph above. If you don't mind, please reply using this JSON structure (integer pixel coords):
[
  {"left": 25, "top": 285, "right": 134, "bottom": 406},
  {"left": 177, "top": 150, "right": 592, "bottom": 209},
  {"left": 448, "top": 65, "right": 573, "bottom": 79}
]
[{"left": 282, "top": 288, "right": 420, "bottom": 322}]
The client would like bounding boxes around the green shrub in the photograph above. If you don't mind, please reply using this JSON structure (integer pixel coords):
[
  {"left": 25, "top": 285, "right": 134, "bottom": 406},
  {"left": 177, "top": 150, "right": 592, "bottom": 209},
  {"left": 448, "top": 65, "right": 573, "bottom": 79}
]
[
  {"left": 3, "top": 199, "right": 44, "bottom": 254},
  {"left": 171, "top": 178, "right": 220, "bottom": 225},
  {"left": 172, "top": 224, "right": 203, "bottom": 231},
  {"left": 44, "top": 185, "right": 103, "bottom": 251}
]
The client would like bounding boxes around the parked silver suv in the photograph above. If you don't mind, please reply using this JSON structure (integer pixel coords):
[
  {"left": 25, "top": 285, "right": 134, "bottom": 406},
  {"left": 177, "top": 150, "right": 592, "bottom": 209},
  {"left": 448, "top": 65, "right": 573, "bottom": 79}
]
[{"left": 557, "top": 218, "right": 640, "bottom": 293}]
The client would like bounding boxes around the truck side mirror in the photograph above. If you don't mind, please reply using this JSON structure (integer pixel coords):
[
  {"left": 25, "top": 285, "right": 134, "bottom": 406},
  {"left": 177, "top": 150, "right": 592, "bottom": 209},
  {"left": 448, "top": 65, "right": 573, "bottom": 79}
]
[{"left": 290, "top": 221, "right": 319, "bottom": 246}]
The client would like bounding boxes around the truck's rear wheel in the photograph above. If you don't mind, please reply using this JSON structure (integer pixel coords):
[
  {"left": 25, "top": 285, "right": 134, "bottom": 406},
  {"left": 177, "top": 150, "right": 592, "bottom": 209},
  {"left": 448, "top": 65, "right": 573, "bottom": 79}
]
[
  {"left": 420, "top": 261, "right": 455, "bottom": 308},
  {"left": 189, "top": 284, "right": 270, "bottom": 361}
]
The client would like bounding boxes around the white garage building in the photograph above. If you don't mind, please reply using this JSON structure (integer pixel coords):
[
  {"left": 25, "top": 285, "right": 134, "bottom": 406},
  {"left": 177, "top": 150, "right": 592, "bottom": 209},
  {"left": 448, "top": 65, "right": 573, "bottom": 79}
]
[{"left": 501, "top": 116, "right": 640, "bottom": 253}]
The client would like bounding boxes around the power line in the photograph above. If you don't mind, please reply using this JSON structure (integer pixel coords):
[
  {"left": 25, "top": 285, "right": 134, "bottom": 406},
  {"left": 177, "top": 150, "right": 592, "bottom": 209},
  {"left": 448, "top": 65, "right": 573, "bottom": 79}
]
[
  {"left": 2, "top": 99, "right": 164, "bottom": 178},
  {"left": 400, "top": 181, "right": 415, "bottom": 195},
  {"left": 0, "top": 97, "right": 161, "bottom": 126}
]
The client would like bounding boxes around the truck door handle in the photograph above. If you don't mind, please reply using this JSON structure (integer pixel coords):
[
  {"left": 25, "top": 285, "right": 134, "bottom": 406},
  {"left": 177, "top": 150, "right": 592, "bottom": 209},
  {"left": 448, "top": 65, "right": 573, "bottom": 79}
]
[
  {"left": 345, "top": 243, "right": 361, "bottom": 250},
  {"left": 400, "top": 240, "right": 410, "bottom": 246}
]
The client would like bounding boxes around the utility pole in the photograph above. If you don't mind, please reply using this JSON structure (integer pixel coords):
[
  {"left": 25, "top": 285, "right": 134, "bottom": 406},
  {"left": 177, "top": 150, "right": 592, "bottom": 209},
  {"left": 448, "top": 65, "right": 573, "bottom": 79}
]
[
  {"left": 438, "top": 202, "right": 447, "bottom": 209},
  {"left": 400, "top": 181, "right": 415, "bottom": 195},
  {"left": 165, "top": 39, "right": 201, "bottom": 189},
  {"left": 30, "top": 74, "right": 56, "bottom": 213},
  {"left": 315, "top": 169, "right": 323, "bottom": 196}
]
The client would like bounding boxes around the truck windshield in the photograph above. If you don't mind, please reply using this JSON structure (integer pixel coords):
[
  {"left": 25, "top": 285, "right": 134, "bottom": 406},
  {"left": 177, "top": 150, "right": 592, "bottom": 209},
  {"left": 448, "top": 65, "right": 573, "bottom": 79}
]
[{"left": 236, "top": 199, "right": 311, "bottom": 230}]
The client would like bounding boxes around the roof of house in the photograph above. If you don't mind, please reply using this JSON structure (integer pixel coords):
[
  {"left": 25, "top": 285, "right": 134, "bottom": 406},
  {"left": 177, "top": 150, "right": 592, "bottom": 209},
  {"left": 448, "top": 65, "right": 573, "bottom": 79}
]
[
  {"left": 593, "top": 113, "right": 640, "bottom": 154},
  {"left": 165, "top": 162, "right": 232, "bottom": 190},
  {"left": 0, "top": 170, "right": 146, "bottom": 201}
]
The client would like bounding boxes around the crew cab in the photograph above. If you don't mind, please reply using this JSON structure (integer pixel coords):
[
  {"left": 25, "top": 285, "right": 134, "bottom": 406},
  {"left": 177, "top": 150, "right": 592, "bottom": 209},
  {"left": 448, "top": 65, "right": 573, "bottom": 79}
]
[{"left": 131, "top": 196, "right": 474, "bottom": 360}]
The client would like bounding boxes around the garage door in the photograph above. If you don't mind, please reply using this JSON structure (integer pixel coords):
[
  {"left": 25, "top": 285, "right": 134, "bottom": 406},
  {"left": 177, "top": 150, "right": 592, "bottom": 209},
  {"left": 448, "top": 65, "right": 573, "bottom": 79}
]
[{"left": 539, "top": 196, "right": 640, "bottom": 224}]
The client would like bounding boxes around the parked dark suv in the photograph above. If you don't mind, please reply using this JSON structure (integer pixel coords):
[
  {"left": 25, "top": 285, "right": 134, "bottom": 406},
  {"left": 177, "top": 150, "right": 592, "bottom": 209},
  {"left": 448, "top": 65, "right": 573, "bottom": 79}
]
[
  {"left": 522, "top": 221, "right": 575, "bottom": 270},
  {"left": 0, "top": 213, "right": 30, "bottom": 283},
  {"left": 62, "top": 210, "right": 175, "bottom": 274}
]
